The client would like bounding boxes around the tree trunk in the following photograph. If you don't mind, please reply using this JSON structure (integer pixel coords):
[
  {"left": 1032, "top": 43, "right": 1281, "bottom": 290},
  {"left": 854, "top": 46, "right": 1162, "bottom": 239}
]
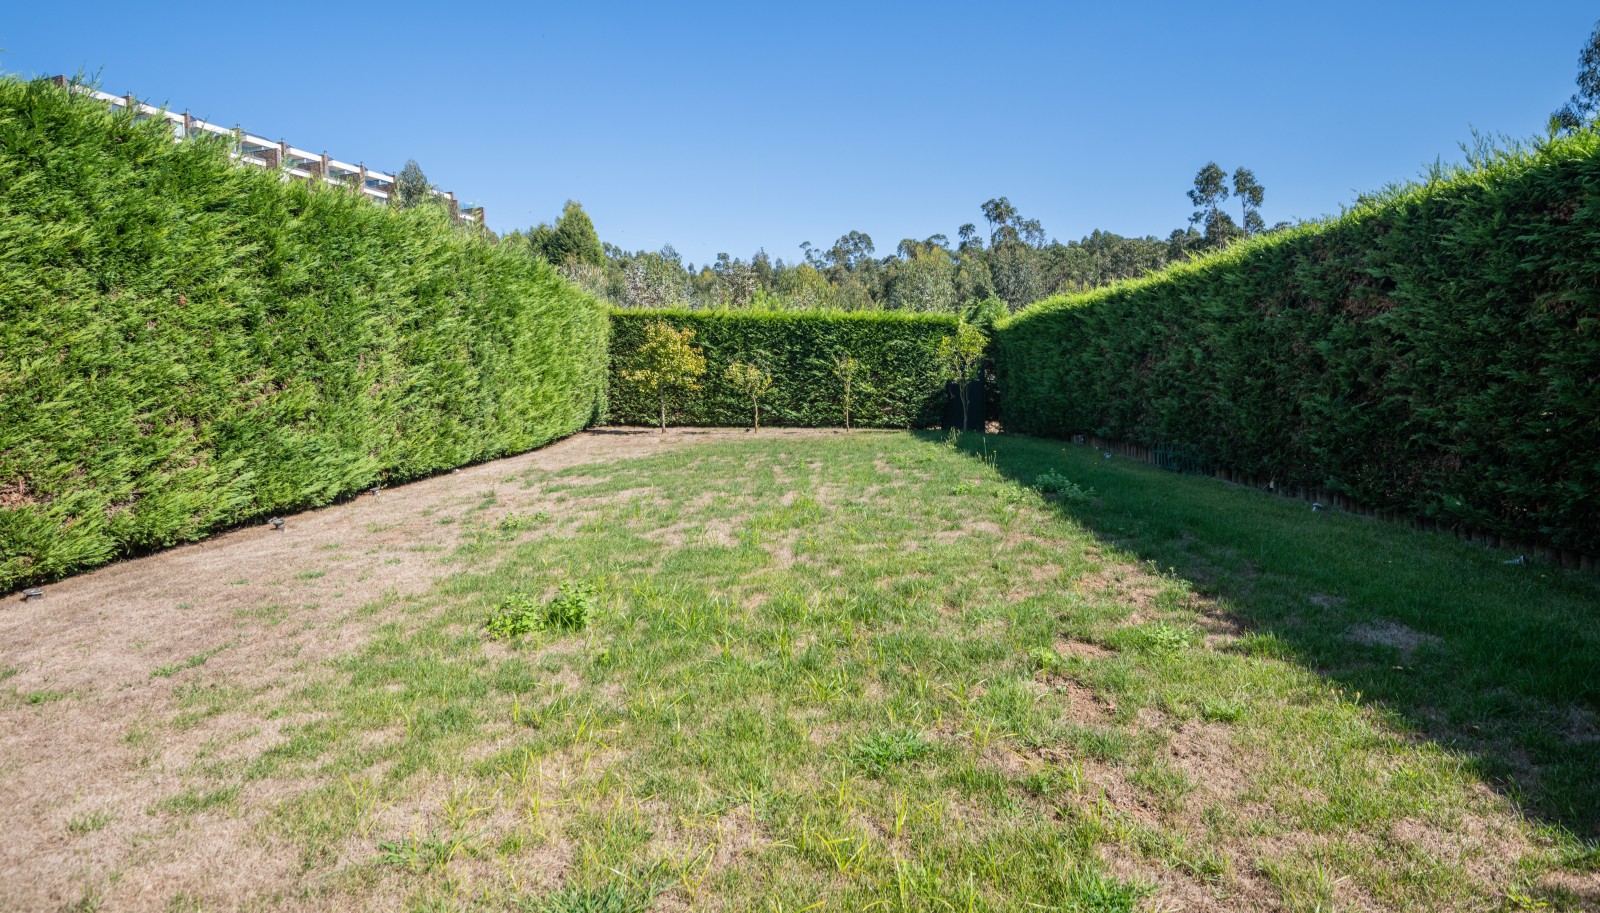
[
  {"left": 753, "top": 399, "right": 760, "bottom": 431},
  {"left": 658, "top": 394, "right": 666, "bottom": 433}
]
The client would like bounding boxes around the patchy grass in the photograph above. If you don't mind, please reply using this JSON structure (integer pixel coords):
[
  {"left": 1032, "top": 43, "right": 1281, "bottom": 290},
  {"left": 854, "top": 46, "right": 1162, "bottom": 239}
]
[
  {"left": 19, "top": 431, "right": 1600, "bottom": 911},
  {"left": 66, "top": 810, "right": 112, "bottom": 835},
  {"left": 150, "top": 644, "right": 229, "bottom": 678}
]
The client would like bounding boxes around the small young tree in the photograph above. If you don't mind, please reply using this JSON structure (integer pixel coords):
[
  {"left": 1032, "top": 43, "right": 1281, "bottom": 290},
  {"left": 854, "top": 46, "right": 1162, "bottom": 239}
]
[
  {"left": 937, "top": 320, "right": 988, "bottom": 432},
  {"left": 832, "top": 353, "right": 863, "bottom": 431},
  {"left": 724, "top": 361, "right": 773, "bottom": 430},
  {"left": 620, "top": 321, "right": 706, "bottom": 432}
]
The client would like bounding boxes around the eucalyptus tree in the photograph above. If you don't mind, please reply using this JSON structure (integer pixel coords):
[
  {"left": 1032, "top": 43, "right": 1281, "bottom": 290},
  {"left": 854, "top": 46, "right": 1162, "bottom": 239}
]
[
  {"left": 981, "top": 197, "right": 1019, "bottom": 246},
  {"left": 887, "top": 240, "right": 957, "bottom": 312},
  {"left": 1233, "top": 167, "right": 1266, "bottom": 237},
  {"left": 1554, "top": 19, "right": 1600, "bottom": 132},
  {"left": 711, "top": 253, "right": 759, "bottom": 308},
  {"left": 1188, "top": 162, "right": 1239, "bottom": 249}
]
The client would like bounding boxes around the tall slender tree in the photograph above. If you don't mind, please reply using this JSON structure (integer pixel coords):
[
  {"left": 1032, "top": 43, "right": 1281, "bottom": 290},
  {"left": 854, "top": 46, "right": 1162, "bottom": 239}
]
[
  {"left": 981, "top": 197, "right": 1019, "bottom": 246},
  {"left": 957, "top": 223, "right": 983, "bottom": 252},
  {"left": 1188, "top": 162, "right": 1237, "bottom": 248},
  {"left": 1232, "top": 167, "right": 1266, "bottom": 237},
  {"left": 1554, "top": 19, "right": 1600, "bottom": 132}
]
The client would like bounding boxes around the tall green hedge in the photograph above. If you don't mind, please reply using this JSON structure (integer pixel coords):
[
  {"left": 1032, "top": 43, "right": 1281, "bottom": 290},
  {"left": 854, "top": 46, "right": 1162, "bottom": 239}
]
[
  {"left": 0, "top": 79, "right": 608, "bottom": 589},
  {"left": 608, "top": 309, "right": 958, "bottom": 428},
  {"left": 996, "top": 134, "right": 1600, "bottom": 554}
]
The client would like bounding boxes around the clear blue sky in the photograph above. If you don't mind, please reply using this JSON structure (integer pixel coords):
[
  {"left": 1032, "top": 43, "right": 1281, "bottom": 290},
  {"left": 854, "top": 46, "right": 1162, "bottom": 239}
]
[{"left": 4, "top": 2, "right": 1595, "bottom": 266}]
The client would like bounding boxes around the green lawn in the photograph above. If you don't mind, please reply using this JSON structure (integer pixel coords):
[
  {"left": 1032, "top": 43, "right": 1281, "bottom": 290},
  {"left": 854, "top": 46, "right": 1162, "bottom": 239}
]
[{"left": 154, "top": 431, "right": 1600, "bottom": 911}]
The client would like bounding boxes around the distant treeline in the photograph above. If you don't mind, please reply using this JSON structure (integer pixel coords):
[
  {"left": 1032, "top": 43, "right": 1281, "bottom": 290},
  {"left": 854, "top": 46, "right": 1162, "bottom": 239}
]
[{"left": 503, "top": 172, "right": 1283, "bottom": 314}]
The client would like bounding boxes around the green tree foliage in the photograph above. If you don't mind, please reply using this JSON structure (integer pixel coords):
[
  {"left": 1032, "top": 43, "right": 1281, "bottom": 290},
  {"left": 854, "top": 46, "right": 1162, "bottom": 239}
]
[
  {"left": 1187, "top": 163, "right": 1269, "bottom": 250},
  {"left": 508, "top": 200, "right": 605, "bottom": 269},
  {"left": 724, "top": 361, "right": 774, "bottom": 430},
  {"left": 996, "top": 131, "right": 1600, "bottom": 554},
  {"left": 963, "top": 297, "right": 1008, "bottom": 335},
  {"left": 1233, "top": 167, "right": 1266, "bottom": 237},
  {"left": 619, "top": 321, "right": 707, "bottom": 431},
  {"left": 0, "top": 78, "right": 608, "bottom": 589},
  {"left": 1554, "top": 19, "right": 1600, "bottom": 132},
  {"left": 609, "top": 311, "right": 956, "bottom": 428},
  {"left": 587, "top": 198, "right": 1184, "bottom": 316},
  {"left": 619, "top": 245, "right": 689, "bottom": 308},
  {"left": 937, "top": 320, "right": 988, "bottom": 431},
  {"left": 887, "top": 238, "right": 957, "bottom": 312},
  {"left": 1188, "top": 162, "right": 1240, "bottom": 249},
  {"left": 392, "top": 159, "right": 439, "bottom": 210}
]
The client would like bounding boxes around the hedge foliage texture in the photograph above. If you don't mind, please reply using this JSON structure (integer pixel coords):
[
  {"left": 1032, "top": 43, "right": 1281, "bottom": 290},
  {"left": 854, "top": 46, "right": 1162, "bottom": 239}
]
[
  {"left": 0, "top": 79, "right": 607, "bottom": 589},
  {"left": 996, "top": 134, "right": 1600, "bottom": 553},
  {"left": 608, "top": 310, "right": 958, "bottom": 428}
]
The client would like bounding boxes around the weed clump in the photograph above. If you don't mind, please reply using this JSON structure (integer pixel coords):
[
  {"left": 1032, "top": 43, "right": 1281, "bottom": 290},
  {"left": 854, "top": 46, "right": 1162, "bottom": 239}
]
[
  {"left": 1110, "top": 621, "right": 1196, "bottom": 655},
  {"left": 1027, "top": 645, "right": 1069, "bottom": 675},
  {"left": 534, "top": 884, "right": 648, "bottom": 913},
  {"left": 498, "top": 511, "right": 550, "bottom": 533},
  {"left": 484, "top": 582, "right": 596, "bottom": 639},
  {"left": 850, "top": 728, "right": 933, "bottom": 774},
  {"left": 1033, "top": 470, "right": 1095, "bottom": 504}
]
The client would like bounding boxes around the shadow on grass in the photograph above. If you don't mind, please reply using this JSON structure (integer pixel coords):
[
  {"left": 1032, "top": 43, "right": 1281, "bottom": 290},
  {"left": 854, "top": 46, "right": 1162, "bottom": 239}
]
[{"left": 929, "top": 430, "right": 1600, "bottom": 841}]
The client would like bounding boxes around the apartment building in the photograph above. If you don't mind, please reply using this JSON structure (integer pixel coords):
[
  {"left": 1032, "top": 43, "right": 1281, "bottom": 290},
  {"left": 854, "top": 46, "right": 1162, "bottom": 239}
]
[{"left": 45, "top": 75, "right": 485, "bottom": 227}]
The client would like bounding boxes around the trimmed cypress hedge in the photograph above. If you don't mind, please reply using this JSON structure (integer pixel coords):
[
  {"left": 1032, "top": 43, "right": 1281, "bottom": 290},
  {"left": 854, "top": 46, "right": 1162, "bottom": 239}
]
[
  {"left": 608, "top": 309, "right": 958, "bottom": 428},
  {"left": 0, "top": 78, "right": 608, "bottom": 590},
  {"left": 996, "top": 134, "right": 1600, "bottom": 555}
]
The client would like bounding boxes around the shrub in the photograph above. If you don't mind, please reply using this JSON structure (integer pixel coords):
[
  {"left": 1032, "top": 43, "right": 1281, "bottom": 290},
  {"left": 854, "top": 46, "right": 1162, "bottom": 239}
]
[
  {"left": 0, "top": 78, "right": 607, "bottom": 590},
  {"left": 607, "top": 309, "right": 958, "bottom": 428},
  {"left": 996, "top": 132, "right": 1600, "bottom": 555}
]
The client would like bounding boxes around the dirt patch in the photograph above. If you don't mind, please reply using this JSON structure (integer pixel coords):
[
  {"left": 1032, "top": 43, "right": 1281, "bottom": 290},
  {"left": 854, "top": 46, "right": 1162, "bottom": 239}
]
[
  {"left": 1347, "top": 621, "right": 1444, "bottom": 655},
  {"left": 1539, "top": 869, "right": 1600, "bottom": 907},
  {"left": 1101, "top": 844, "right": 1275, "bottom": 912},
  {"left": 763, "top": 531, "right": 799, "bottom": 570},
  {"left": 1028, "top": 675, "right": 1113, "bottom": 724},
  {"left": 1075, "top": 565, "right": 1165, "bottom": 612},
  {"left": 1166, "top": 721, "right": 1251, "bottom": 811},
  {"left": 0, "top": 477, "right": 40, "bottom": 509},
  {"left": 1385, "top": 812, "right": 1538, "bottom": 891},
  {"left": 1054, "top": 637, "right": 1113, "bottom": 660}
]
